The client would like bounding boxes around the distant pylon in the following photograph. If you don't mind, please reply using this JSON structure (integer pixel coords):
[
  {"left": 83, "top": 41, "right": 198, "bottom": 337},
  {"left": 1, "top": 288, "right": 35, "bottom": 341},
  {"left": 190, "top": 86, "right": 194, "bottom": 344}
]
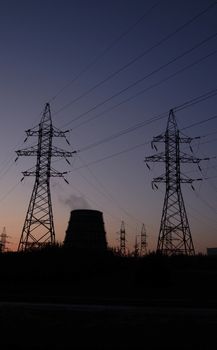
[
  {"left": 145, "top": 109, "right": 208, "bottom": 255},
  {"left": 0, "top": 227, "right": 8, "bottom": 253},
  {"left": 134, "top": 235, "right": 139, "bottom": 257},
  {"left": 140, "top": 224, "right": 147, "bottom": 256},
  {"left": 16, "top": 103, "right": 76, "bottom": 251},
  {"left": 119, "top": 221, "right": 126, "bottom": 255}
]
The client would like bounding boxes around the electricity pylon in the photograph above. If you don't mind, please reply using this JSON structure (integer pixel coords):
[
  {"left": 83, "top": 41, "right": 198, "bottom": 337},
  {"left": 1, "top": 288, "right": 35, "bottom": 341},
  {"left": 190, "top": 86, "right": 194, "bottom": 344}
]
[
  {"left": 145, "top": 109, "right": 207, "bottom": 255},
  {"left": 119, "top": 221, "right": 126, "bottom": 256},
  {"left": 133, "top": 235, "right": 140, "bottom": 257},
  {"left": 140, "top": 224, "right": 147, "bottom": 256},
  {"left": 0, "top": 227, "right": 9, "bottom": 253},
  {"left": 16, "top": 103, "right": 75, "bottom": 251}
]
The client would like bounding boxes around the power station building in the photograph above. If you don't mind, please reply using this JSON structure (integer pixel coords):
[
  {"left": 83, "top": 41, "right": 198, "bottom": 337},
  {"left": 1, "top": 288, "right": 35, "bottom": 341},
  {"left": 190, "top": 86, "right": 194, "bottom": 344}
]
[
  {"left": 64, "top": 209, "right": 107, "bottom": 252},
  {"left": 207, "top": 248, "right": 217, "bottom": 256}
]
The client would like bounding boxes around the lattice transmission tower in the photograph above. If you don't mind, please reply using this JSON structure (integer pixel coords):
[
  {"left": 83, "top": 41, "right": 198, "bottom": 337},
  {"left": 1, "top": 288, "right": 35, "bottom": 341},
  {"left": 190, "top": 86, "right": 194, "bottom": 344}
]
[
  {"left": 0, "top": 227, "right": 9, "bottom": 253},
  {"left": 145, "top": 109, "right": 207, "bottom": 255},
  {"left": 119, "top": 221, "right": 126, "bottom": 255},
  {"left": 16, "top": 103, "right": 75, "bottom": 251},
  {"left": 140, "top": 224, "right": 148, "bottom": 256},
  {"left": 133, "top": 235, "right": 140, "bottom": 257}
]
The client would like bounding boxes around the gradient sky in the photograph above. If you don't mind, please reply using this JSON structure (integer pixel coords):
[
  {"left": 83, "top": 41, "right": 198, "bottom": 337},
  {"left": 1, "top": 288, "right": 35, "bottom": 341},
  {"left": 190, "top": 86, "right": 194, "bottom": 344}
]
[{"left": 0, "top": 0, "right": 217, "bottom": 252}]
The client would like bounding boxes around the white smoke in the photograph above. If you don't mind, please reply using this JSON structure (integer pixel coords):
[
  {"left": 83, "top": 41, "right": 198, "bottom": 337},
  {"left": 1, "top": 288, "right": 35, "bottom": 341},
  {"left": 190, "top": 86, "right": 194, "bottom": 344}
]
[{"left": 60, "top": 193, "right": 91, "bottom": 210}]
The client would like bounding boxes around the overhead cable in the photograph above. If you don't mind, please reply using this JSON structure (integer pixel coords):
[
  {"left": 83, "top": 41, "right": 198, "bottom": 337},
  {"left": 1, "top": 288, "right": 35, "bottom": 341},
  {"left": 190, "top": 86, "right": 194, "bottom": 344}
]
[
  {"left": 54, "top": 0, "right": 217, "bottom": 115},
  {"left": 60, "top": 32, "right": 217, "bottom": 128},
  {"left": 49, "top": 1, "right": 161, "bottom": 102}
]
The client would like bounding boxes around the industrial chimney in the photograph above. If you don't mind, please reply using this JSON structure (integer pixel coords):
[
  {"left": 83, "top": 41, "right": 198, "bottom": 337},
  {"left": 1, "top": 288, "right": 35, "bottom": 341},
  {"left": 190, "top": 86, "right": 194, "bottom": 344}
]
[{"left": 64, "top": 209, "right": 107, "bottom": 252}]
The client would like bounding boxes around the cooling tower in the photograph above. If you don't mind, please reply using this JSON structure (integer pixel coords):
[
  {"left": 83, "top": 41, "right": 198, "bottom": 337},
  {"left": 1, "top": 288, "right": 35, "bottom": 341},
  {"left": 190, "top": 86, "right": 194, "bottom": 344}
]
[{"left": 64, "top": 209, "right": 107, "bottom": 252}]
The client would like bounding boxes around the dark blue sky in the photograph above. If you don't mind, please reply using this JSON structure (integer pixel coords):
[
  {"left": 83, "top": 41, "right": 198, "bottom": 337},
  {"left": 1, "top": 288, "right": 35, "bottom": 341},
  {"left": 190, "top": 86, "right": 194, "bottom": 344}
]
[{"left": 0, "top": 0, "right": 217, "bottom": 252}]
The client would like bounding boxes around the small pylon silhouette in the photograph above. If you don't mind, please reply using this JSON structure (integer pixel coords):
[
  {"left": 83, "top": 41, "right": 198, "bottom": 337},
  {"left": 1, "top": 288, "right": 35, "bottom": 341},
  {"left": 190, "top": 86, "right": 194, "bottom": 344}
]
[
  {"left": 16, "top": 103, "right": 76, "bottom": 251},
  {"left": 0, "top": 227, "right": 9, "bottom": 253},
  {"left": 119, "top": 221, "right": 126, "bottom": 256},
  {"left": 140, "top": 224, "right": 147, "bottom": 256},
  {"left": 134, "top": 235, "right": 140, "bottom": 257}
]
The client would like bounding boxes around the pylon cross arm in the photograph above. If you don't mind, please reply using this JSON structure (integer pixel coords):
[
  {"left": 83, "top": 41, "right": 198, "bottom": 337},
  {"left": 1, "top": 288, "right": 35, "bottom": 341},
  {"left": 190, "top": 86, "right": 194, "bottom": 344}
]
[
  {"left": 145, "top": 152, "right": 165, "bottom": 162},
  {"left": 179, "top": 137, "right": 193, "bottom": 143},
  {"left": 152, "top": 134, "right": 165, "bottom": 142},
  {"left": 180, "top": 178, "right": 202, "bottom": 183},
  {"left": 153, "top": 176, "right": 166, "bottom": 183},
  {"left": 16, "top": 147, "right": 38, "bottom": 157},
  {"left": 50, "top": 171, "right": 67, "bottom": 177},
  {"left": 51, "top": 146, "right": 76, "bottom": 157},
  {"left": 52, "top": 128, "right": 69, "bottom": 137}
]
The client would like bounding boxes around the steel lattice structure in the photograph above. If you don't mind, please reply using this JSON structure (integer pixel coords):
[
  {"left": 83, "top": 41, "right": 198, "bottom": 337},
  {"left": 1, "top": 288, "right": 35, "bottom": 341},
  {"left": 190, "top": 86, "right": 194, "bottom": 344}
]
[
  {"left": 133, "top": 235, "right": 139, "bottom": 257},
  {"left": 16, "top": 103, "right": 75, "bottom": 251},
  {"left": 145, "top": 109, "right": 207, "bottom": 256},
  {"left": 140, "top": 224, "right": 147, "bottom": 256},
  {"left": 0, "top": 227, "right": 8, "bottom": 253},
  {"left": 119, "top": 221, "right": 126, "bottom": 255}
]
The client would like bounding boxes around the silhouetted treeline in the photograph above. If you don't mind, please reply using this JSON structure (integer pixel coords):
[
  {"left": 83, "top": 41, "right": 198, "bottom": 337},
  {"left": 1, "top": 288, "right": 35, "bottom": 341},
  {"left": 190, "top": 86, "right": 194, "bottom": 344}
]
[{"left": 1, "top": 245, "right": 217, "bottom": 306}]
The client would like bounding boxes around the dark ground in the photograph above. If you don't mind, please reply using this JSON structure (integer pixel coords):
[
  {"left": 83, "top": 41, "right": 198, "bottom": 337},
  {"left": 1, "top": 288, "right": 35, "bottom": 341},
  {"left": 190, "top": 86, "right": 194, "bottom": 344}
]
[{"left": 1, "top": 247, "right": 217, "bottom": 349}]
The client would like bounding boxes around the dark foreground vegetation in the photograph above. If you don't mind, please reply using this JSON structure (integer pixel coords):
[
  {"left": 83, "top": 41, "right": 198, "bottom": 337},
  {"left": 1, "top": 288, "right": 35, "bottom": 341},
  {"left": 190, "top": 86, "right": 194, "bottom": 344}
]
[
  {"left": 1, "top": 246, "right": 217, "bottom": 348},
  {"left": 1, "top": 246, "right": 217, "bottom": 304}
]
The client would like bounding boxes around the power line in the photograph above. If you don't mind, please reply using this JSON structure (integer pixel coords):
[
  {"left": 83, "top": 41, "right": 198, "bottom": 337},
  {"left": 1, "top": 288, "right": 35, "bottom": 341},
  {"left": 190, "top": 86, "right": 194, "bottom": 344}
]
[
  {"left": 63, "top": 47, "right": 217, "bottom": 132},
  {"left": 192, "top": 188, "right": 217, "bottom": 216},
  {"left": 151, "top": 181, "right": 217, "bottom": 233},
  {"left": 174, "top": 89, "right": 217, "bottom": 113},
  {"left": 181, "top": 114, "right": 217, "bottom": 132},
  {"left": 54, "top": 0, "right": 217, "bottom": 115},
  {"left": 0, "top": 181, "right": 20, "bottom": 204},
  {"left": 59, "top": 30, "right": 217, "bottom": 129},
  {"left": 78, "top": 107, "right": 217, "bottom": 155},
  {"left": 75, "top": 142, "right": 150, "bottom": 170},
  {"left": 76, "top": 155, "right": 144, "bottom": 225},
  {"left": 79, "top": 112, "right": 168, "bottom": 152},
  {"left": 48, "top": 1, "right": 161, "bottom": 103},
  {"left": 72, "top": 113, "right": 217, "bottom": 171},
  {"left": 0, "top": 110, "right": 54, "bottom": 183},
  {"left": 52, "top": 177, "right": 130, "bottom": 229},
  {"left": 3, "top": 56, "right": 215, "bottom": 188},
  {"left": 186, "top": 203, "right": 217, "bottom": 229},
  {"left": 0, "top": 132, "right": 40, "bottom": 181},
  {"left": 78, "top": 87, "right": 217, "bottom": 154},
  {"left": 0, "top": 156, "right": 15, "bottom": 180},
  {"left": 200, "top": 130, "right": 217, "bottom": 139},
  {"left": 201, "top": 137, "right": 217, "bottom": 145}
]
